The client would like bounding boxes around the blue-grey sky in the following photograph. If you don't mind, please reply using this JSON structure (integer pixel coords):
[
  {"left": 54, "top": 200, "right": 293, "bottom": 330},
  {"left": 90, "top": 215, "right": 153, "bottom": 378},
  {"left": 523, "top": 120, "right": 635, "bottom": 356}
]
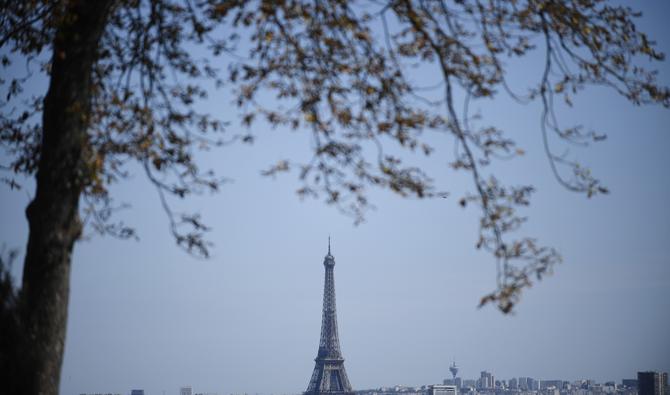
[{"left": 1, "top": 2, "right": 669, "bottom": 395}]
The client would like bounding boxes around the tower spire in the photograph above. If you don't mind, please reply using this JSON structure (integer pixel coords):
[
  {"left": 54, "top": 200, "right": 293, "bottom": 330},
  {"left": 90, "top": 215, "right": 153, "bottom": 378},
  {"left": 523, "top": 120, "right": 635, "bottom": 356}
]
[{"left": 328, "top": 236, "right": 331, "bottom": 255}]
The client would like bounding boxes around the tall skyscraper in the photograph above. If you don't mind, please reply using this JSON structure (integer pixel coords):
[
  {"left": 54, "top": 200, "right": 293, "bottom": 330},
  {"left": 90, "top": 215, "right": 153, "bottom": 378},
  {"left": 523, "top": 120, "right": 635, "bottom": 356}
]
[
  {"left": 305, "top": 240, "right": 354, "bottom": 395},
  {"left": 181, "top": 386, "right": 193, "bottom": 395},
  {"left": 639, "top": 372, "right": 667, "bottom": 395}
]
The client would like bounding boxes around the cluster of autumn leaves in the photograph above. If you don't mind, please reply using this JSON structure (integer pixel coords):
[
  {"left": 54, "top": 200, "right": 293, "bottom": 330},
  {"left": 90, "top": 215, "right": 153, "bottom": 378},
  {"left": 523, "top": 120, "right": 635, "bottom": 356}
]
[{"left": 1, "top": 0, "right": 668, "bottom": 312}]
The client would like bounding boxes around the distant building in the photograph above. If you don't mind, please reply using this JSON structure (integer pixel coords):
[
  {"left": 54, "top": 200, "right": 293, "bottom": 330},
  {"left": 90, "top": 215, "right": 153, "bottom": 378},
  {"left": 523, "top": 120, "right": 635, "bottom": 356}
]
[
  {"left": 509, "top": 378, "right": 518, "bottom": 390},
  {"left": 443, "top": 379, "right": 463, "bottom": 388},
  {"left": 181, "top": 387, "right": 193, "bottom": 395},
  {"left": 622, "top": 379, "right": 638, "bottom": 389},
  {"left": 639, "top": 371, "right": 667, "bottom": 395},
  {"left": 541, "top": 380, "right": 564, "bottom": 390},
  {"left": 130, "top": 390, "right": 144, "bottom": 395},
  {"left": 479, "top": 372, "right": 494, "bottom": 389},
  {"left": 462, "top": 380, "right": 476, "bottom": 389},
  {"left": 428, "top": 385, "right": 457, "bottom": 395},
  {"left": 518, "top": 377, "right": 536, "bottom": 391},
  {"left": 354, "top": 386, "right": 423, "bottom": 395},
  {"left": 518, "top": 377, "right": 528, "bottom": 391}
]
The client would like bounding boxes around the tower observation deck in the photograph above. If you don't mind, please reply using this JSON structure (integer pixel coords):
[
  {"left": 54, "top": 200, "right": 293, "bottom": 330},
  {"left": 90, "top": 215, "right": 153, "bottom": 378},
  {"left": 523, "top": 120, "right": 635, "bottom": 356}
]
[
  {"left": 305, "top": 239, "right": 354, "bottom": 395},
  {"left": 449, "top": 361, "right": 459, "bottom": 379}
]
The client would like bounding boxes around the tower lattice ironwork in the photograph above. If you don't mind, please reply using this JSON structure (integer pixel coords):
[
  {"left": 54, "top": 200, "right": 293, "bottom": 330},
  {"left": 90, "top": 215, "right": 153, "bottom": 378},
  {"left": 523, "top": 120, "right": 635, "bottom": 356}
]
[{"left": 305, "top": 239, "right": 353, "bottom": 395}]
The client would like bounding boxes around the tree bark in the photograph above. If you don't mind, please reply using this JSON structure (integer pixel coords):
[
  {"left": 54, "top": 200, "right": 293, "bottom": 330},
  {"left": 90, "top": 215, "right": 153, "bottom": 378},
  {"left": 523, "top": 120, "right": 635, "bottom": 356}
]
[{"left": 20, "top": 1, "right": 114, "bottom": 394}]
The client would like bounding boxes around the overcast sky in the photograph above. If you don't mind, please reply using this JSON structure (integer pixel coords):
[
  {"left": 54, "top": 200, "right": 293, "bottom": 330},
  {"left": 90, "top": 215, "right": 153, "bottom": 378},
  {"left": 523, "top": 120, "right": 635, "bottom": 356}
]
[{"left": 1, "top": 2, "right": 669, "bottom": 395}]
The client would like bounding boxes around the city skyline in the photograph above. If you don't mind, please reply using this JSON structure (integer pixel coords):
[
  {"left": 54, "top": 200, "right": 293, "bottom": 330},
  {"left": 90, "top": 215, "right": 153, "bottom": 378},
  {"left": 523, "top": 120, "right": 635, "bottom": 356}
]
[{"left": 73, "top": 369, "right": 667, "bottom": 395}]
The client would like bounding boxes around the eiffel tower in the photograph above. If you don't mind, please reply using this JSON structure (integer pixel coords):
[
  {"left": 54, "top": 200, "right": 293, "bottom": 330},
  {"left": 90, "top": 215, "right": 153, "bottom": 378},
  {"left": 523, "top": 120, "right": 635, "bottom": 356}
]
[{"left": 305, "top": 239, "right": 354, "bottom": 395}]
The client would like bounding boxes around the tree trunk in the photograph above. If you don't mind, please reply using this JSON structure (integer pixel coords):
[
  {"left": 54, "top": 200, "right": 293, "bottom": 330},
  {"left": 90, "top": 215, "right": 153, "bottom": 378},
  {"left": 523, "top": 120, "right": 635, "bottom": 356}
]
[{"left": 20, "top": 1, "right": 114, "bottom": 394}]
